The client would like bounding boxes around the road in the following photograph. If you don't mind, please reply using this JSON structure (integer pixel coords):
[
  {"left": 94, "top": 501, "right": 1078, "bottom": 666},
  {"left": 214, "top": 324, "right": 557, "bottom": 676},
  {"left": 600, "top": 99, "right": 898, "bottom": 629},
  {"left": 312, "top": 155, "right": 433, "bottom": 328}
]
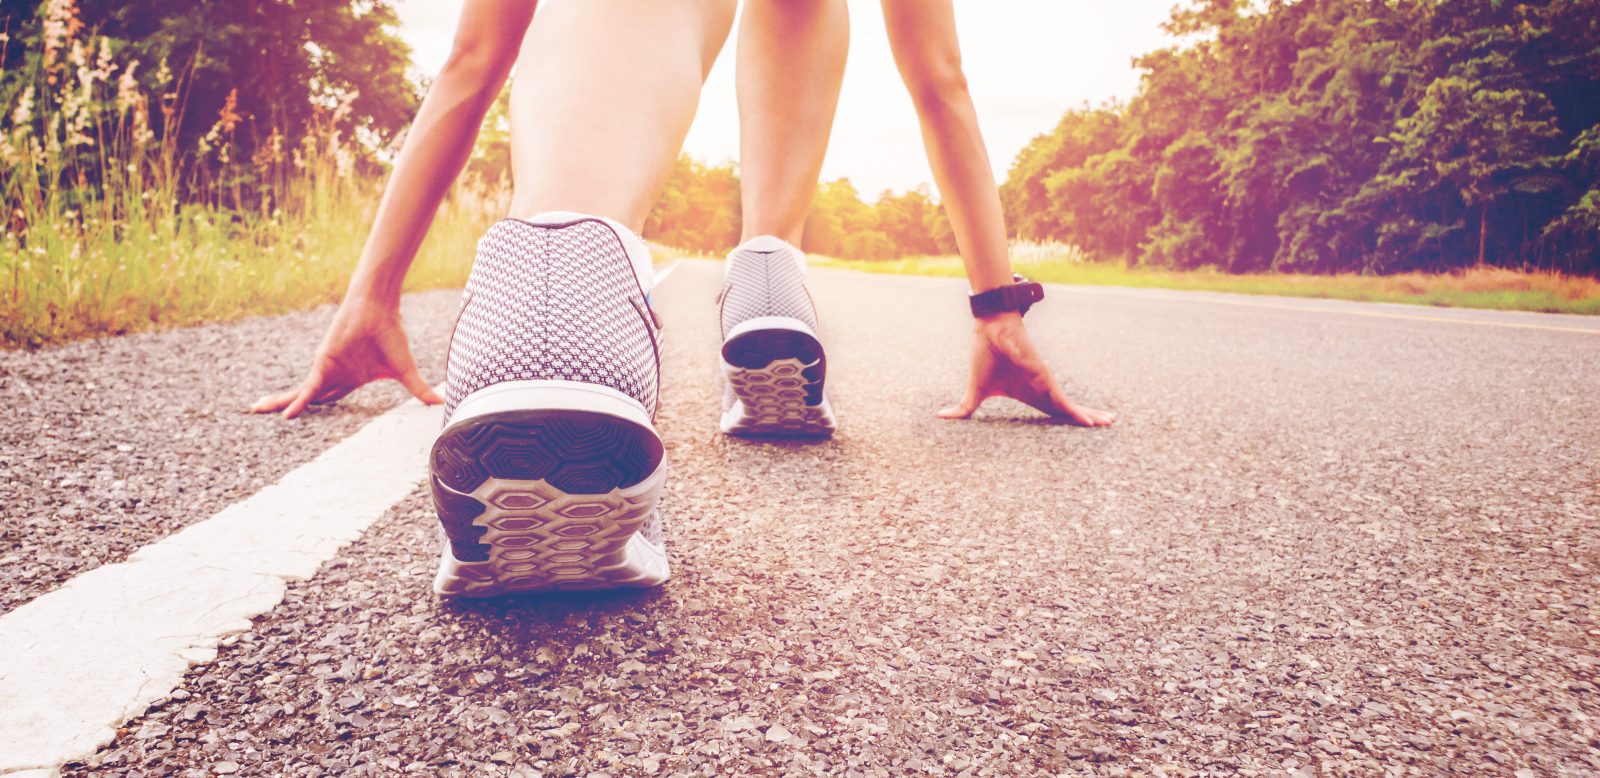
[{"left": 3, "top": 260, "right": 1598, "bottom": 776}]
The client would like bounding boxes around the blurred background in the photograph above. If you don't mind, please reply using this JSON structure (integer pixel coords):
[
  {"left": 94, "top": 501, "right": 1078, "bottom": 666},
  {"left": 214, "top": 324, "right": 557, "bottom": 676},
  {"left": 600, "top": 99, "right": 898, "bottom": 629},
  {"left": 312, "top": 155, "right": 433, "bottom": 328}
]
[{"left": 2, "top": 0, "right": 1597, "bottom": 348}]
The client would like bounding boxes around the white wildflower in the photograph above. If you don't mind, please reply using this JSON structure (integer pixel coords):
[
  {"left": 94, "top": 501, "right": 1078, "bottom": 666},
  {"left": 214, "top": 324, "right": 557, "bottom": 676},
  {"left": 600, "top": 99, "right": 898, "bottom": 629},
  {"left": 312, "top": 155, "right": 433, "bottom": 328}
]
[
  {"left": 11, "top": 86, "right": 34, "bottom": 125},
  {"left": 335, "top": 145, "right": 354, "bottom": 179},
  {"left": 95, "top": 36, "right": 112, "bottom": 76},
  {"left": 331, "top": 89, "right": 359, "bottom": 124},
  {"left": 40, "top": 0, "right": 77, "bottom": 69},
  {"left": 45, "top": 113, "right": 62, "bottom": 157},
  {"left": 131, "top": 104, "right": 153, "bottom": 147},
  {"left": 115, "top": 60, "right": 141, "bottom": 113}
]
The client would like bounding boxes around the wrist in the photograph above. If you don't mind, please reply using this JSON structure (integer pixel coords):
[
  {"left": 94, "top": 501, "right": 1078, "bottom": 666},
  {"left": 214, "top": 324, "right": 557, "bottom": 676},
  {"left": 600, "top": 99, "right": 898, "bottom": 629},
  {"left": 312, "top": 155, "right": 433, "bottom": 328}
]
[
  {"left": 968, "top": 261, "right": 1017, "bottom": 294},
  {"left": 343, "top": 271, "right": 405, "bottom": 310},
  {"left": 969, "top": 275, "right": 1015, "bottom": 294},
  {"left": 974, "top": 310, "right": 1023, "bottom": 328}
]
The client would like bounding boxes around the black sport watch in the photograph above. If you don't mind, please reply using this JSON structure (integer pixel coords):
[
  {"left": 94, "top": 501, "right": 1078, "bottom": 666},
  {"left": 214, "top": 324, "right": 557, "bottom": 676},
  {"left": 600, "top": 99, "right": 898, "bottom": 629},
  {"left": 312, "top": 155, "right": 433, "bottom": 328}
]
[{"left": 969, "top": 274, "right": 1044, "bottom": 318}]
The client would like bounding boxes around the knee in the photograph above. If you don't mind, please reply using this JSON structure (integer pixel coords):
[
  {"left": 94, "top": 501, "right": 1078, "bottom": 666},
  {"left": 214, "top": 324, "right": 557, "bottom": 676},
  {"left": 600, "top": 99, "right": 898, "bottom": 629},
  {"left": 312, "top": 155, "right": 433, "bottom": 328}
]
[{"left": 903, "top": 55, "right": 971, "bottom": 114}]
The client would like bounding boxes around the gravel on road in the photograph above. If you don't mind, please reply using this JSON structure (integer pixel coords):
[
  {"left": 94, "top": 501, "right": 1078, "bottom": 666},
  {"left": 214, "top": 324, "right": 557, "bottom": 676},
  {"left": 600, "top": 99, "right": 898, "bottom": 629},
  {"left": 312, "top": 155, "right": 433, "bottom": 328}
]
[
  {"left": 0, "top": 291, "right": 462, "bottom": 614},
  {"left": 28, "top": 261, "right": 1600, "bottom": 775}
]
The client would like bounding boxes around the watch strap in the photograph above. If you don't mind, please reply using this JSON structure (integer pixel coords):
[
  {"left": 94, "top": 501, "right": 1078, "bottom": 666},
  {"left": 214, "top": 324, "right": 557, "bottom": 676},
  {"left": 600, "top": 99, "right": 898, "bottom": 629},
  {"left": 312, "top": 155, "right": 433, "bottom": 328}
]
[{"left": 969, "top": 276, "right": 1044, "bottom": 318}]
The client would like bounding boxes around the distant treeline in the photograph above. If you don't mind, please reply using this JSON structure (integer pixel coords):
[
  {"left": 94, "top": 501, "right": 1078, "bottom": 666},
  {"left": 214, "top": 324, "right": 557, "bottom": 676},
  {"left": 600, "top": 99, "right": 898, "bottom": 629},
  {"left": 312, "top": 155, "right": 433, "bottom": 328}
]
[
  {"left": 1002, "top": 0, "right": 1600, "bottom": 275},
  {"left": 642, "top": 156, "right": 958, "bottom": 259},
  {"left": 6, "top": 0, "right": 1596, "bottom": 275},
  {"left": 650, "top": 1, "right": 1600, "bottom": 274}
]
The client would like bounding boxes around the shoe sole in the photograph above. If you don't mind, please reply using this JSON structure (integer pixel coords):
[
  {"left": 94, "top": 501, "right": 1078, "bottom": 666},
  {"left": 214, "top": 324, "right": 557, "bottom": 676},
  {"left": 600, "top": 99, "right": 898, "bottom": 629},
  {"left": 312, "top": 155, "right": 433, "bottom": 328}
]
[
  {"left": 428, "top": 381, "right": 668, "bottom": 597},
  {"left": 720, "top": 316, "right": 836, "bottom": 437}
]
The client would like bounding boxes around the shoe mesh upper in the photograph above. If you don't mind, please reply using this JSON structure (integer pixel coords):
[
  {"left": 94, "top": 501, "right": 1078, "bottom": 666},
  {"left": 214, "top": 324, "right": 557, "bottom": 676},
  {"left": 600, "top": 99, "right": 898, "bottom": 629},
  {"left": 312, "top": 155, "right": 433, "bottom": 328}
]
[
  {"left": 444, "top": 219, "right": 661, "bottom": 422},
  {"left": 719, "top": 244, "right": 818, "bottom": 339}
]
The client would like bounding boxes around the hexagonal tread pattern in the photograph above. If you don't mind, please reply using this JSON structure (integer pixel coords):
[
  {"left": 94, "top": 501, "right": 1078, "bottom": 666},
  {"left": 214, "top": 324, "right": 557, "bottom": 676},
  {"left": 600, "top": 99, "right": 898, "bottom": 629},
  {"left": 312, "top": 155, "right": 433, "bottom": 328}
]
[
  {"left": 432, "top": 470, "right": 667, "bottom": 598},
  {"left": 721, "top": 326, "right": 834, "bottom": 438},
  {"left": 726, "top": 328, "right": 838, "bottom": 438},
  {"left": 429, "top": 409, "right": 668, "bottom": 597}
]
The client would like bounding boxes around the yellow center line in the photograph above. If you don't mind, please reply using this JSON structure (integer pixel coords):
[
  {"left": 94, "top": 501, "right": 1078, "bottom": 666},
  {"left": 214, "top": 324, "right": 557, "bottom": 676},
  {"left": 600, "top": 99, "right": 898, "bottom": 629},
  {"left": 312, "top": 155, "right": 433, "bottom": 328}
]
[{"left": 1075, "top": 287, "right": 1600, "bottom": 335}]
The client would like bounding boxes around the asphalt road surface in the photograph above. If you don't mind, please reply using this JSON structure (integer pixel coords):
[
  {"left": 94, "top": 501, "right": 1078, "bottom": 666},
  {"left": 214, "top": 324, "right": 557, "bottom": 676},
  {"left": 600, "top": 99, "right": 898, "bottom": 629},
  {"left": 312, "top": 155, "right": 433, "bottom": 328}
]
[{"left": 5, "top": 260, "right": 1599, "bottom": 776}]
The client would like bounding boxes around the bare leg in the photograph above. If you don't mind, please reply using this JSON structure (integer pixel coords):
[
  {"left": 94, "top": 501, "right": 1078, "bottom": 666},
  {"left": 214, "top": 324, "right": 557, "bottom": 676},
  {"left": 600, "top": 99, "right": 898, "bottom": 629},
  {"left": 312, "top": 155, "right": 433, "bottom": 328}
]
[
  {"left": 735, "top": 0, "right": 849, "bottom": 244},
  {"left": 507, "top": 0, "right": 736, "bottom": 232}
]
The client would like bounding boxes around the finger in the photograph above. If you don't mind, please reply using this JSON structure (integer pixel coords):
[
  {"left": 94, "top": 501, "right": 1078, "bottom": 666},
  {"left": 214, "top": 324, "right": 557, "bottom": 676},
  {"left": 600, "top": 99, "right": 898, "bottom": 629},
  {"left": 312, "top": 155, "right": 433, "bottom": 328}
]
[
  {"left": 398, "top": 368, "right": 444, "bottom": 406},
  {"left": 1045, "top": 380, "right": 1119, "bottom": 427},
  {"left": 938, "top": 371, "right": 987, "bottom": 420},
  {"left": 308, "top": 384, "right": 357, "bottom": 406},
  {"left": 937, "top": 397, "right": 980, "bottom": 420},
  {"left": 1044, "top": 384, "right": 1083, "bottom": 420},
  {"left": 1015, "top": 389, "right": 1063, "bottom": 418},
  {"left": 280, "top": 386, "right": 316, "bottom": 420},
  {"left": 250, "top": 389, "right": 298, "bottom": 414},
  {"left": 999, "top": 358, "right": 1065, "bottom": 417},
  {"left": 280, "top": 371, "right": 325, "bottom": 420}
]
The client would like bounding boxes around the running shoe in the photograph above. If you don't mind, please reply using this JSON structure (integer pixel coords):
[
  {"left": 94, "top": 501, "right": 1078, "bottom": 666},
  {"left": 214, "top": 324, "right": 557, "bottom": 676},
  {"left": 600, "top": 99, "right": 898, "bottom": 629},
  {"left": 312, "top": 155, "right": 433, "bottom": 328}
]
[
  {"left": 718, "top": 236, "right": 836, "bottom": 436},
  {"left": 430, "top": 213, "right": 668, "bottom": 597}
]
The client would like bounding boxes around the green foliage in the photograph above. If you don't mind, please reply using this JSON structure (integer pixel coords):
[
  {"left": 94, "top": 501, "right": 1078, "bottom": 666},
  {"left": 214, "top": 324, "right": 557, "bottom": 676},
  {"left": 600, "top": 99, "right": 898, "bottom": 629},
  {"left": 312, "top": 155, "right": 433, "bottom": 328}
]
[
  {"left": 641, "top": 164, "right": 956, "bottom": 260},
  {"left": 1001, "top": 0, "right": 1600, "bottom": 275},
  {"left": 1, "top": 0, "right": 418, "bottom": 197},
  {"left": 0, "top": 0, "right": 482, "bottom": 347},
  {"left": 645, "top": 155, "right": 741, "bottom": 253}
]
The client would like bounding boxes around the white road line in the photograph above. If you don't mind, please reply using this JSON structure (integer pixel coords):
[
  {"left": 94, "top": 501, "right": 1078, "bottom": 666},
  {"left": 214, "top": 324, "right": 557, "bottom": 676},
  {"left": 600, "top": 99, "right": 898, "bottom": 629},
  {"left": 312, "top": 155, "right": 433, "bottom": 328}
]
[
  {"left": 653, "top": 260, "right": 681, "bottom": 288},
  {"left": 0, "top": 399, "right": 441, "bottom": 777}
]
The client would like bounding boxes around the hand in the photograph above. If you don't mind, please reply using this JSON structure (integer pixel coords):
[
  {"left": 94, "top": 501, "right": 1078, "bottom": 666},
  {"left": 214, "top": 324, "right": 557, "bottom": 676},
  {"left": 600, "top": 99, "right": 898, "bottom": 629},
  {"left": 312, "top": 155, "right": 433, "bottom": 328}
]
[
  {"left": 251, "top": 297, "right": 443, "bottom": 419},
  {"left": 938, "top": 312, "right": 1116, "bottom": 426}
]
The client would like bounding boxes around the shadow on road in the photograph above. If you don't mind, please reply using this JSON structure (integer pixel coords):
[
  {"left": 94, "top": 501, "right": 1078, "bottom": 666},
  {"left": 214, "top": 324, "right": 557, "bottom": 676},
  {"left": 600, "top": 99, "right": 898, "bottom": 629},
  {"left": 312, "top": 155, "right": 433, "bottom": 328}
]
[
  {"left": 962, "top": 414, "right": 1115, "bottom": 428},
  {"left": 718, "top": 435, "right": 837, "bottom": 450},
  {"left": 439, "top": 587, "right": 671, "bottom": 634}
]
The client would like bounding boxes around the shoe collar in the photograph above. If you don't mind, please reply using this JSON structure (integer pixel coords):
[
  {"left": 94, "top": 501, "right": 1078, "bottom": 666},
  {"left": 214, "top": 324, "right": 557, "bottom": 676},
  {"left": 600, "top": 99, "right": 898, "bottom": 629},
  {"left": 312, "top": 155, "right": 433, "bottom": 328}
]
[
  {"left": 729, "top": 235, "right": 807, "bottom": 278},
  {"left": 522, "top": 210, "right": 656, "bottom": 295}
]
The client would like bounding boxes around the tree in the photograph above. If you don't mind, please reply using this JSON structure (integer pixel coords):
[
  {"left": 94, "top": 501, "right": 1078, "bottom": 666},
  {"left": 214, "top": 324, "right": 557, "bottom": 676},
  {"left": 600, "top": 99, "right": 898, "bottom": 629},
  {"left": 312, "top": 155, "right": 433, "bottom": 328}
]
[
  {"left": 872, "top": 185, "right": 940, "bottom": 256},
  {"left": 803, "top": 178, "right": 877, "bottom": 257},
  {"left": 997, "top": 0, "right": 1600, "bottom": 275},
  {"left": 644, "top": 155, "right": 740, "bottom": 252},
  {"left": 1377, "top": 76, "right": 1563, "bottom": 268},
  {"left": 1, "top": 0, "right": 418, "bottom": 171}
]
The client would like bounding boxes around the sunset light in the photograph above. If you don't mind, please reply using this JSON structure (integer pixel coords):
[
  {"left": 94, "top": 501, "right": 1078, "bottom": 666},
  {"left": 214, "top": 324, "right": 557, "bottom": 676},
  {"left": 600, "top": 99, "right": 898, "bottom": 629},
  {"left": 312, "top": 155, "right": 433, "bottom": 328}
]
[
  {"left": 3, "top": 2, "right": 1600, "bottom": 774},
  {"left": 393, "top": 0, "right": 1176, "bottom": 196}
]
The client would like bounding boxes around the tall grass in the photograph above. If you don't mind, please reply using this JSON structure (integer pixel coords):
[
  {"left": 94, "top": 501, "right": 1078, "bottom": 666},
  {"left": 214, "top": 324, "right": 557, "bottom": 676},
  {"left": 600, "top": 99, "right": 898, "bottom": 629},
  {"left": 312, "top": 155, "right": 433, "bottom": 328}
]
[{"left": 1, "top": 2, "right": 499, "bottom": 348}]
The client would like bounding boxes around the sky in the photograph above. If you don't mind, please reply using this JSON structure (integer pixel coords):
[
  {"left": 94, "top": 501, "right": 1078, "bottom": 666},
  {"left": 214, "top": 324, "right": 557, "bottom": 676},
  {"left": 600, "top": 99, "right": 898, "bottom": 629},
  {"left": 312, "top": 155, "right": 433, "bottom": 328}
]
[{"left": 392, "top": 1, "right": 1176, "bottom": 199}]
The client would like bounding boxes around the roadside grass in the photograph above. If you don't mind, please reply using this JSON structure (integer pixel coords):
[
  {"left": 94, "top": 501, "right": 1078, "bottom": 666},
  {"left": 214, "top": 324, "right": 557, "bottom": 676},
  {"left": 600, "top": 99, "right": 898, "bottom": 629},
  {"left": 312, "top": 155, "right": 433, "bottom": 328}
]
[
  {"left": 0, "top": 18, "right": 503, "bottom": 349},
  {"left": 812, "top": 256, "right": 1600, "bottom": 316},
  {"left": 1, "top": 172, "right": 500, "bottom": 349}
]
